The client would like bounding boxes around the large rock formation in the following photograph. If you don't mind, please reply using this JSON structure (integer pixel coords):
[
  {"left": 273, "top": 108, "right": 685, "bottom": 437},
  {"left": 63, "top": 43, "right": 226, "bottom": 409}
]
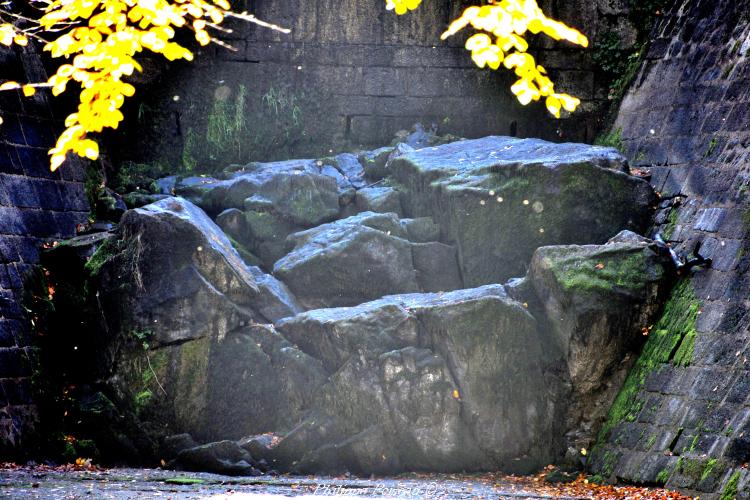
[
  {"left": 58, "top": 135, "right": 673, "bottom": 476},
  {"left": 527, "top": 231, "right": 672, "bottom": 457},
  {"left": 273, "top": 211, "right": 462, "bottom": 308},
  {"left": 387, "top": 136, "right": 657, "bottom": 285},
  {"left": 271, "top": 285, "right": 564, "bottom": 474},
  {"left": 90, "top": 197, "right": 325, "bottom": 443}
]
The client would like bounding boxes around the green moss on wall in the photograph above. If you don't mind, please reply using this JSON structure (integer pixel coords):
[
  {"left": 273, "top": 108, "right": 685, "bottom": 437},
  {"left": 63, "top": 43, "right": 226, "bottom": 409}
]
[
  {"left": 594, "top": 127, "right": 624, "bottom": 153},
  {"left": 663, "top": 209, "right": 679, "bottom": 240},
  {"left": 134, "top": 389, "right": 153, "bottom": 416},
  {"left": 206, "top": 84, "right": 247, "bottom": 162},
  {"left": 596, "top": 279, "right": 700, "bottom": 443},
  {"left": 702, "top": 459, "right": 719, "bottom": 482},
  {"left": 656, "top": 468, "right": 670, "bottom": 485},
  {"left": 720, "top": 470, "right": 741, "bottom": 500},
  {"left": 672, "top": 327, "right": 696, "bottom": 367},
  {"left": 182, "top": 127, "right": 199, "bottom": 172}
]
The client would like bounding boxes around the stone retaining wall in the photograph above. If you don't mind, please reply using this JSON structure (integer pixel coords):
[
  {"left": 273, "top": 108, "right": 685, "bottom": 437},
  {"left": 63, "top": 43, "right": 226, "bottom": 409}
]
[
  {"left": 124, "top": 0, "right": 637, "bottom": 169},
  {"left": 591, "top": 1, "right": 750, "bottom": 497},
  {"left": 0, "top": 44, "right": 88, "bottom": 457}
]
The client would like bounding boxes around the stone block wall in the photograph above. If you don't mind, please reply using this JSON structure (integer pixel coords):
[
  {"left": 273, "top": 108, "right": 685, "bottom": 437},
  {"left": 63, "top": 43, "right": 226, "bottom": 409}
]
[
  {"left": 0, "top": 44, "right": 88, "bottom": 457},
  {"left": 124, "top": 0, "right": 637, "bottom": 170},
  {"left": 592, "top": 0, "right": 750, "bottom": 497}
]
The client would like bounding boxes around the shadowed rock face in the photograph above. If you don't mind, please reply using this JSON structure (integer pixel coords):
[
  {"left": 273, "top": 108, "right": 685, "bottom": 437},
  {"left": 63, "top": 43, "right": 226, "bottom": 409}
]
[
  {"left": 528, "top": 231, "right": 672, "bottom": 456},
  {"left": 92, "top": 197, "right": 323, "bottom": 442},
  {"left": 274, "top": 285, "right": 563, "bottom": 474},
  {"left": 77, "top": 135, "right": 669, "bottom": 475}
]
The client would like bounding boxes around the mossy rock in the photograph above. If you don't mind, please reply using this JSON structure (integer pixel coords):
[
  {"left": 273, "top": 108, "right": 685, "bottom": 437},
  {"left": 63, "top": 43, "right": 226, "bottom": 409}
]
[{"left": 387, "top": 136, "right": 655, "bottom": 285}]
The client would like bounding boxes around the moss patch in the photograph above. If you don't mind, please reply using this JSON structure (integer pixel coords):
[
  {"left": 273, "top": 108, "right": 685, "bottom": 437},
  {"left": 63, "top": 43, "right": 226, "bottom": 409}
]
[
  {"left": 702, "top": 459, "right": 719, "bottom": 482},
  {"left": 545, "top": 246, "right": 651, "bottom": 297},
  {"left": 656, "top": 468, "right": 670, "bottom": 485},
  {"left": 672, "top": 327, "right": 696, "bottom": 367},
  {"left": 721, "top": 470, "right": 741, "bottom": 500},
  {"left": 133, "top": 389, "right": 153, "bottom": 416},
  {"left": 173, "top": 338, "right": 210, "bottom": 429},
  {"left": 84, "top": 236, "right": 122, "bottom": 277},
  {"left": 596, "top": 279, "right": 700, "bottom": 443},
  {"left": 663, "top": 209, "right": 679, "bottom": 240},
  {"left": 206, "top": 84, "right": 247, "bottom": 162},
  {"left": 228, "top": 236, "right": 262, "bottom": 266},
  {"left": 594, "top": 127, "right": 624, "bottom": 153}
]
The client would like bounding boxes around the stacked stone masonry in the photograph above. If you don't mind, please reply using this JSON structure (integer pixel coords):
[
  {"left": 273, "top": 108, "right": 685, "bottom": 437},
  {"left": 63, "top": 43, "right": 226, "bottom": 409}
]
[
  {"left": 128, "top": 0, "right": 637, "bottom": 168},
  {"left": 0, "top": 44, "right": 88, "bottom": 457},
  {"left": 593, "top": 0, "right": 750, "bottom": 497}
]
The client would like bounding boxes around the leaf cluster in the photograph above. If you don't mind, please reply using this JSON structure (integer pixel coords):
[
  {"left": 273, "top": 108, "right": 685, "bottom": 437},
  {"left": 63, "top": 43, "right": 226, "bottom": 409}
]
[
  {"left": 391, "top": 0, "right": 589, "bottom": 117},
  {"left": 0, "top": 0, "right": 285, "bottom": 171}
]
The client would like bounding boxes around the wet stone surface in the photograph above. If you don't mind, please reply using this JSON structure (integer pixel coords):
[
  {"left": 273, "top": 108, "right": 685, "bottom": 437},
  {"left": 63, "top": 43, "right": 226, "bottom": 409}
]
[
  {"left": 0, "top": 467, "right": 561, "bottom": 499},
  {"left": 0, "top": 466, "right": 689, "bottom": 500}
]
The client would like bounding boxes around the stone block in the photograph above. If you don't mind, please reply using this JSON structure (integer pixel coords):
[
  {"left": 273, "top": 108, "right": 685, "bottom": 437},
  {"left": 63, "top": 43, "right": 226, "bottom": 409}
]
[
  {"left": 693, "top": 208, "right": 726, "bottom": 233},
  {"left": 53, "top": 211, "right": 87, "bottom": 237},
  {"left": 364, "top": 67, "right": 406, "bottom": 97},
  {"left": 57, "top": 182, "right": 89, "bottom": 212},
  {"left": 0, "top": 89, "right": 22, "bottom": 115},
  {"left": 0, "top": 145, "right": 23, "bottom": 176},
  {"left": 17, "top": 117, "right": 55, "bottom": 148},
  {"left": 2, "top": 175, "right": 39, "bottom": 209},
  {"left": 654, "top": 397, "right": 686, "bottom": 427},
  {"left": 0, "top": 115, "right": 26, "bottom": 146},
  {"left": 17, "top": 147, "right": 54, "bottom": 180},
  {"left": 13, "top": 237, "right": 39, "bottom": 264},
  {"left": 0, "top": 320, "right": 16, "bottom": 348},
  {"left": 0, "top": 378, "right": 31, "bottom": 405},
  {"left": 725, "top": 372, "right": 750, "bottom": 404},
  {"left": 0, "top": 207, "right": 25, "bottom": 235},
  {"left": 0, "top": 347, "right": 31, "bottom": 378},
  {"left": 0, "top": 265, "right": 10, "bottom": 290},
  {"left": 33, "top": 179, "right": 65, "bottom": 211},
  {"left": 688, "top": 369, "right": 736, "bottom": 401}
]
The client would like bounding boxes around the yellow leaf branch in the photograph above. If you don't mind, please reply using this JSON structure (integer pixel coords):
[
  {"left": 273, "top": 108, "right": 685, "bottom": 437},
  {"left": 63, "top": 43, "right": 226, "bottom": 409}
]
[
  {"left": 390, "top": 0, "right": 589, "bottom": 118},
  {"left": 0, "top": 1, "right": 289, "bottom": 171}
]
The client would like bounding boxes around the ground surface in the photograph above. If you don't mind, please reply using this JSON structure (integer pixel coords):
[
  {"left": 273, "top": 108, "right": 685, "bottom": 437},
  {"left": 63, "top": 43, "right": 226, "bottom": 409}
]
[{"left": 0, "top": 464, "right": 693, "bottom": 499}]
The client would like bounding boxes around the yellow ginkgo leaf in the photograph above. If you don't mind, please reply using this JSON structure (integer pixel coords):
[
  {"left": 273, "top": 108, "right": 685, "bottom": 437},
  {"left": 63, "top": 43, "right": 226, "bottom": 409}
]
[
  {"left": 22, "top": 85, "right": 36, "bottom": 97},
  {"left": 0, "top": 25, "right": 14, "bottom": 46},
  {"left": 195, "top": 29, "right": 210, "bottom": 46},
  {"left": 432, "top": 0, "right": 588, "bottom": 118},
  {"left": 546, "top": 96, "right": 561, "bottom": 118}
]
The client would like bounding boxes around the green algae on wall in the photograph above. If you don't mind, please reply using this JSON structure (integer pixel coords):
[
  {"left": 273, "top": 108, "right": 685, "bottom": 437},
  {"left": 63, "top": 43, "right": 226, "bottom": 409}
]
[
  {"left": 720, "top": 470, "right": 741, "bottom": 500},
  {"left": 206, "top": 84, "right": 247, "bottom": 162},
  {"left": 596, "top": 279, "right": 700, "bottom": 444}
]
